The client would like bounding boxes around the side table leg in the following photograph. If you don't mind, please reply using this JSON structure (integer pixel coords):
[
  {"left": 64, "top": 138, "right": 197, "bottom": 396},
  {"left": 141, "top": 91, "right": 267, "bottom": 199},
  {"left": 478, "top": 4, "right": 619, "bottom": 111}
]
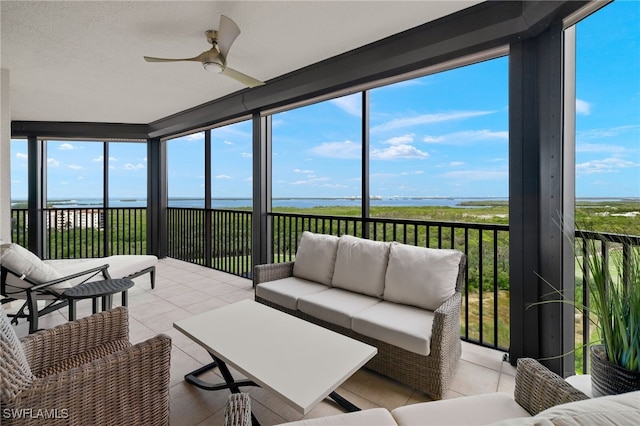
[
  {"left": 69, "top": 300, "right": 77, "bottom": 321},
  {"left": 92, "top": 297, "right": 99, "bottom": 314}
]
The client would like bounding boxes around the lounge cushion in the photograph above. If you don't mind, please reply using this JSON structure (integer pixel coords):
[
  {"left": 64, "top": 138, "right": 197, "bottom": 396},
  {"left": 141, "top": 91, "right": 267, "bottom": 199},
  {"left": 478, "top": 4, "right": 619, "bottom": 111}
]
[
  {"left": 298, "top": 288, "right": 381, "bottom": 329},
  {"left": 391, "top": 393, "right": 531, "bottom": 425},
  {"left": 45, "top": 255, "right": 157, "bottom": 286},
  {"left": 293, "top": 231, "right": 340, "bottom": 286},
  {"left": 0, "top": 243, "right": 69, "bottom": 291},
  {"left": 352, "top": 301, "right": 434, "bottom": 356},
  {"left": 332, "top": 235, "right": 390, "bottom": 298},
  {"left": 277, "top": 407, "right": 397, "bottom": 425},
  {"left": 384, "top": 244, "right": 462, "bottom": 311},
  {"left": 489, "top": 390, "right": 640, "bottom": 426},
  {"left": 255, "top": 277, "right": 330, "bottom": 311}
]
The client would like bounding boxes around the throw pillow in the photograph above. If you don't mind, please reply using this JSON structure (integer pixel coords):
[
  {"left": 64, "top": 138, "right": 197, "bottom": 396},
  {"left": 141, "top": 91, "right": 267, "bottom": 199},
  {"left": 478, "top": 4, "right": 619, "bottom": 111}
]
[
  {"left": 332, "top": 235, "right": 390, "bottom": 298},
  {"left": 383, "top": 243, "right": 462, "bottom": 311},
  {"left": 292, "top": 231, "right": 340, "bottom": 286}
]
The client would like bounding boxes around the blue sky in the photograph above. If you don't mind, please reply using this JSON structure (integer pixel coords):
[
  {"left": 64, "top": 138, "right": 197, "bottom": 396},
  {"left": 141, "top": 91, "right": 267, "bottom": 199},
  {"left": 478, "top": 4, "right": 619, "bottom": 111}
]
[{"left": 10, "top": 1, "right": 639, "bottom": 201}]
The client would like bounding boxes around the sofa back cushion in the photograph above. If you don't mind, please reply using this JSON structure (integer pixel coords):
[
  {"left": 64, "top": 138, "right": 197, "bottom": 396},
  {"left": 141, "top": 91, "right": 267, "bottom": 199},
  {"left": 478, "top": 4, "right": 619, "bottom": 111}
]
[
  {"left": 332, "top": 235, "right": 390, "bottom": 298},
  {"left": 292, "top": 231, "right": 340, "bottom": 286},
  {"left": 383, "top": 243, "right": 462, "bottom": 311}
]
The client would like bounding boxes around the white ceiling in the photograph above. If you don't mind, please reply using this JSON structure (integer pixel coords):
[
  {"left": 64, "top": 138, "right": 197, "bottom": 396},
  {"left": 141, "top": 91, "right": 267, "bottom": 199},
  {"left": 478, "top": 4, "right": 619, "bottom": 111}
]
[{"left": 1, "top": 1, "right": 482, "bottom": 124}]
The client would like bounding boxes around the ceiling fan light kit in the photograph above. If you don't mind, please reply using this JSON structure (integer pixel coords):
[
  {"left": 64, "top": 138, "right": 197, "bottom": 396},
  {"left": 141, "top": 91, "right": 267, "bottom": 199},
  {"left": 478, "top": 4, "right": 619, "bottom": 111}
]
[{"left": 143, "top": 15, "right": 265, "bottom": 88}]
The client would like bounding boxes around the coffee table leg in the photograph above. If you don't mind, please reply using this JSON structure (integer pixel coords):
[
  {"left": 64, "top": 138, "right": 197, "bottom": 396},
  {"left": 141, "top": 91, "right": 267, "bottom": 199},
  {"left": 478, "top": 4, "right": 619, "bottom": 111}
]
[
  {"left": 184, "top": 355, "right": 257, "bottom": 392},
  {"left": 329, "top": 391, "right": 361, "bottom": 412}
]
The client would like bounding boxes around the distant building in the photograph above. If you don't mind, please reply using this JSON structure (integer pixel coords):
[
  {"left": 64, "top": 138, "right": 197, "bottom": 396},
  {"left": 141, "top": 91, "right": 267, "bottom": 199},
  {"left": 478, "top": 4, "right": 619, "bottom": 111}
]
[{"left": 46, "top": 209, "right": 105, "bottom": 230}]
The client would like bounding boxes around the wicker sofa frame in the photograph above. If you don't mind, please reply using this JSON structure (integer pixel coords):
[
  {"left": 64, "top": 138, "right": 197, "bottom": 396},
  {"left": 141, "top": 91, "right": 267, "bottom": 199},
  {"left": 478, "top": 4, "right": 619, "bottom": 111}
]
[{"left": 254, "top": 254, "right": 466, "bottom": 400}]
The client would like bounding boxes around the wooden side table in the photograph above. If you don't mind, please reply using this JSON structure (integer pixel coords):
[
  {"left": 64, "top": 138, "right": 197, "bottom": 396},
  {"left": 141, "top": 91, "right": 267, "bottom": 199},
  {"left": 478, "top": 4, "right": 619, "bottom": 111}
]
[{"left": 62, "top": 278, "right": 134, "bottom": 320}]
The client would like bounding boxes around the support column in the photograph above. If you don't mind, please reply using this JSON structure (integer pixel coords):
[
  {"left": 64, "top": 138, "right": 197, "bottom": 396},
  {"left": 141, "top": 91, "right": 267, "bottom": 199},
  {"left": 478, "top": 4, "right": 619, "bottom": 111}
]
[
  {"left": 252, "top": 113, "right": 271, "bottom": 283},
  {"left": 0, "top": 69, "right": 11, "bottom": 243},
  {"left": 361, "top": 91, "right": 370, "bottom": 239},
  {"left": 147, "top": 137, "right": 167, "bottom": 258},
  {"left": 509, "top": 24, "right": 576, "bottom": 377}
]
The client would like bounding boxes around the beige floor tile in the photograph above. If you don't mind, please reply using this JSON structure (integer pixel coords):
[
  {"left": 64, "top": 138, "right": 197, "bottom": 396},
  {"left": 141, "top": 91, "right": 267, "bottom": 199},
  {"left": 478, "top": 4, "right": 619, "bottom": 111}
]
[{"left": 449, "top": 359, "right": 501, "bottom": 396}]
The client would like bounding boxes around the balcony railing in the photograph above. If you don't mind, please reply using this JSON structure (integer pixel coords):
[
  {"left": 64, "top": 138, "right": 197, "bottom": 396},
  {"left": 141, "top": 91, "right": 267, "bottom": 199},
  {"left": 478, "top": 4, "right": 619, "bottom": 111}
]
[
  {"left": 10, "top": 207, "right": 147, "bottom": 258},
  {"left": 10, "top": 206, "right": 639, "bottom": 370}
]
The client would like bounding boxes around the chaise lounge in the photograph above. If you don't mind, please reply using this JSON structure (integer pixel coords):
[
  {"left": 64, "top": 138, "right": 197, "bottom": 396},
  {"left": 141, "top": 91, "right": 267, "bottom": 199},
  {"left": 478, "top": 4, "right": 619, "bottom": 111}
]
[{"left": 0, "top": 241, "right": 157, "bottom": 333}]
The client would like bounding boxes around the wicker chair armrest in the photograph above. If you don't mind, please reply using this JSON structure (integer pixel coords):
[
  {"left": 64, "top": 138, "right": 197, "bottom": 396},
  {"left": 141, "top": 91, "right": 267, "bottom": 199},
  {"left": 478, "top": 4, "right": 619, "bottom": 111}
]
[
  {"left": 430, "top": 291, "right": 462, "bottom": 357},
  {"left": 21, "top": 307, "right": 129, "bottom": 374},
  {"left": 8, "top": 334, "right": 171, "bottom": 426},
  {"left": 514, "top": 358, "right": 589, "bottom": 415},
  {"left": 224, "top": 393, "right": 252, "bottom": 426},
  {"left": 253, "top": 262, "right": 295, "bottom": 284}
]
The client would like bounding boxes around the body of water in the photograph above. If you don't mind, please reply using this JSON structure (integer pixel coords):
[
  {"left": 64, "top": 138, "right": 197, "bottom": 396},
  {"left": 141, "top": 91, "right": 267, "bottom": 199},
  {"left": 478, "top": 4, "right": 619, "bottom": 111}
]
[
  {"left": 12, "top": 197, "right": 637, "bottom": 209},
  {"left": 13, "top": 197, "right": 508, "bottom": 209}
]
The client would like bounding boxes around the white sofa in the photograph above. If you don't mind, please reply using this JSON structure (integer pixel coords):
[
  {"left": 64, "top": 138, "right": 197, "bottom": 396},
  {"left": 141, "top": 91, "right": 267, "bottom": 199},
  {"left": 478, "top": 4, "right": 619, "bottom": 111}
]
[
  {"left": 254, "top": 231, "right": 466, "bottom": 400},
  {"left": 0, "top": 242, "right": 157, "bottom": 333},
  {"left": 225, "top": 358, "right": 640, "bottom": 426}
]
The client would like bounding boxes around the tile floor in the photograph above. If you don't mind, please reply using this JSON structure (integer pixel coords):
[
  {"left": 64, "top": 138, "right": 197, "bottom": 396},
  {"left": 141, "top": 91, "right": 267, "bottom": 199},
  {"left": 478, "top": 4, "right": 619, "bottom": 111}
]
[{"left": 10, "top": 258, "right": 516, "bottom": 425}]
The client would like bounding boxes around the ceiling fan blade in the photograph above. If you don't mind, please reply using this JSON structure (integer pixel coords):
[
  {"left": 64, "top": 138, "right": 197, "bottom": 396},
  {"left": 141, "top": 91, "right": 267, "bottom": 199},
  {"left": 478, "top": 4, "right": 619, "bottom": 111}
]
[
  {"left": 217, "top": 15, "right": 241, "bottom": 58},
  {"left": 144, "top": 51, "right": 209, "bottom": 63},
  {"left": 220, "top": 66, "right": 265, "bottom": 88}
]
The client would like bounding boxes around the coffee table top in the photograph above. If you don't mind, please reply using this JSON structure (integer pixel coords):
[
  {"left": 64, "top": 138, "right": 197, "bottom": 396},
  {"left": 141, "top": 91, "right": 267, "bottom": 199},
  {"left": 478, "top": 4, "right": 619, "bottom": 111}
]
[{"left": 174, "top": 299, "right": 377, "bottom": 414}]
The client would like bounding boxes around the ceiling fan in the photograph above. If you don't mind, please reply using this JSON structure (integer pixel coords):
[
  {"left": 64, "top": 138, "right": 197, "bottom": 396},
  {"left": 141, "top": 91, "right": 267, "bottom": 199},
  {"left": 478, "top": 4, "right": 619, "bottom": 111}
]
[{"left": 144, "top": 15, "right": 265, "bottom": 88}]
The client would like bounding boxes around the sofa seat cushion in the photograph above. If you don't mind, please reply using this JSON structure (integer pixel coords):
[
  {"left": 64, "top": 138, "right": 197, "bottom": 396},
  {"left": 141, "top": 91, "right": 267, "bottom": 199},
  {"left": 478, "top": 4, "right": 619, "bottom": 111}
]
[
  {"left": 298, "top": 288, "right": 381, "bottom": 329},
  {"left": 45, "top": 255, "right": 157, "bottom": 286},
  {"left": 391, "top": 393, "right": 531, "bottom": 425},
  {"left": 278, "top": 407, "right": 397, "bottom": 426},
  {"left": 489, "top": 390, "right": 640, "bottom": 426},
  {"left": 384, "top": 243, "right": 462, "bottom": 311},
  {"left": 255, "top": 277, "right": 330, "bottom": 311},
  {"left": 332, "top": 235, "right": 390, "bottom": 298},
  {"left": 292, "top": 231, "right": 340, "bottom": 286},
  {"left": 352, "top": 301, "right": 434, "bottom": 356}
]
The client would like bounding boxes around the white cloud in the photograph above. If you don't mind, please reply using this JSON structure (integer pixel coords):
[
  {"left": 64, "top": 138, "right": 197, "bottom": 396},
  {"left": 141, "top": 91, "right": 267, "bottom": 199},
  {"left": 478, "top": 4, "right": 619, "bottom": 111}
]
[
  {"left": 450, "top": 161, "right": 466, "bottom": 167},
  {"left": 291, "top": 177, "right": 330, "bottom": 185},
  {"left": 576, "top": 157, "right": 638, "bottom": 175},
  {"left": 371, "top": 145, "right": 429, "bottom": 160},
  {"left": 58, "top": 143, "right": 75, "bottom": 150},
  {"left": 293, "top": 169, "right": 314, "bottom": 174},
  {"left": 442, "top": 170, "right": 508, "bottom": 180},
  {"left": 576, "top": 143, "right": 626, "bottom": 154},
  {"left": 223, "top": 140, "right": 233, "bottom": 145},
  {"left": 47, "top": 158, "right": 60, "bottom": 167},
  {"left": 93, "top": 155, "right": 118, "bottom": 162},
  {"left": 385, "top": 134, "right": 415, "bottom": 145},
  {"left": 576, "top": 99, "right": 591, "bottom": 116},
  {"left": 123, "top": 163, "right": 145, "bottom": 170},
  {"left": 330, "top": 94, "right": 361, "bottom": 117},
  {"left": 15, "top": 152, "right": 27, "bottom": 160},
  {"left": 309, "top": 140, "right": 361, "bottom": 159},
  {"left": 372, "top": 110, "right": 495, "bottom": 133},
  {"left": 577, "top": 125, "right": 640, "bottom": 140},
  {"left": 215, "top": 174, "right": 232, "bottom": 179},
  {"left": 68, "top": 164, "right": 83, "bottom": 170},
  {"left": 400, "top": 170, "right": 425, "bottom": 176},
  {"left": 241, "top": 152, "right": 252, "bottom": 158},
  {"left": 423, "top": 129, "right": 508, "bottom": 145}
]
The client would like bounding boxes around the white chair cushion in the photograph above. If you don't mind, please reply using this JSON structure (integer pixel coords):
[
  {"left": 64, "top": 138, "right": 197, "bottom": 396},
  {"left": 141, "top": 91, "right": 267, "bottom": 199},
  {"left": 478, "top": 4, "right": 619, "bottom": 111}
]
[
  {"left": 255, "top": 277, "right": 330, "bottom": 311},
  {"left": 384, "top": 243, "right": 462, "bottom": 311},
  {"left": 489, "top": 390, "right": 640, "bottom": 426},
  {"left": 277, "top": 407, "right": 397, "bottom": 425},
  {"left": 352, "top": 301, "right": 434, "bottom": 356},
  {"left": 0, "top": 243, "right": 68, "bottom": 291},
  {"left": 46, "top": 255, "right": 157, "bottom": 285},
  {"left": 298, "top": 288, "right": 381, "bottom": 329},
  {"left": 332, "top": 235, "right": 390, "bottom": 298},
  {"left": 391, "top": 393, "right": 531, "bottom": 425},
  {"left": 292, "top": 232, "right": 340, "bottom": 286}
]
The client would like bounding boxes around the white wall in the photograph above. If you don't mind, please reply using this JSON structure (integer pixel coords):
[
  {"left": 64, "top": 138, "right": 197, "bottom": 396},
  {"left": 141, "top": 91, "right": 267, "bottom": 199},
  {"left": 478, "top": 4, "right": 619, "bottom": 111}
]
[{"left": 0, "top": 69, "right": 11, "bottom": 242}]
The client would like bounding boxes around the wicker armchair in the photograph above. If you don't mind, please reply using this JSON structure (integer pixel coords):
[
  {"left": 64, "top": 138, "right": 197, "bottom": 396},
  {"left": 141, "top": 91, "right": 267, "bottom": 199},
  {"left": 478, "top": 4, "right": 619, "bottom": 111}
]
[{"left": 0, "top": 305, "right": 171, "bottom": 425}]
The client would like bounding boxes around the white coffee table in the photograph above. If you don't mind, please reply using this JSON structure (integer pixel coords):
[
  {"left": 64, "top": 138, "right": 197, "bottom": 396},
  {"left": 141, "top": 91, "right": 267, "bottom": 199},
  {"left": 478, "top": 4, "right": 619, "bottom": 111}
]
[{"left": 174, "top": 299, "right": 377, "bottom": 418}]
